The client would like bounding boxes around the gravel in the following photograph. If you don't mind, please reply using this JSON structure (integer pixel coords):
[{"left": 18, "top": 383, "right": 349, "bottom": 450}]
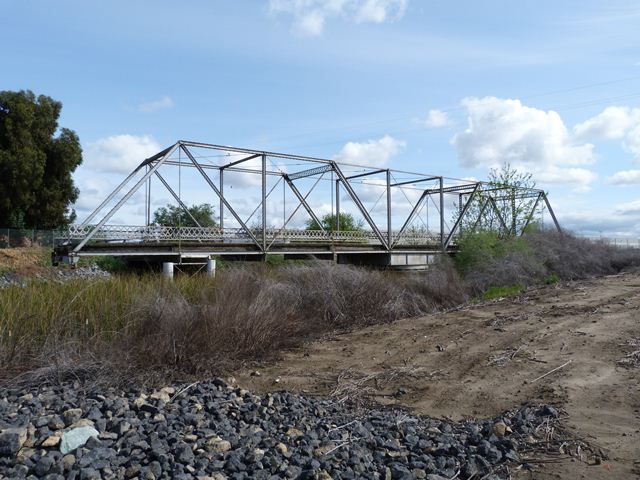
[
  {"left": 0, "top": 379, "right": 558, "bottom": 479},
  {"left": 0, "top": 264, "right": 110, "bottom": 289}
]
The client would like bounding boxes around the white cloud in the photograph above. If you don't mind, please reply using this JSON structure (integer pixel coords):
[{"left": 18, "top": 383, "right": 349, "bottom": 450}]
[
  {"left": 627, "top": 123, "right": 640, "bottom": 161},
  {"left": 355, "top": 0, "right": 407, "bottom": 23},
  {"left": 422, "top": 109, "right": 452, "bottom": 129},
  {"left": 138, "top": 96, "right": 175, "bottom": 113},
  {"left": 268, "top": 0, "right": 407, "bottom": 36},
  {"left": 85, "top": 134, "right": 162, "bottom": 174},
  {"left": 73, "top": 177, "right": 115, "bottom": 211},
  {"left": 573, "top": 106, "right": 640, "bottom": 141},
  {"left": 559, "top": 211, "right": 640, "bottom": 236},
  {"left": 333, "top": 134, "right": 405, "bottom": 167},
  {"left": 615, "top": 198, "right": 640, "bottom": 216},
  {"left": 609, "top": 169, "right": 640, "bottom": 185},
  {"left": 451, "top": 97, "right": 597, "bottom": 191},
  {"left": 573, "top": 106, "right": 640, "bottom": 163}
]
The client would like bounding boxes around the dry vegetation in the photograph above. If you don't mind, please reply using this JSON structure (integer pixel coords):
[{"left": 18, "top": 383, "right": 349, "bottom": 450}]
[{"left": 1, "top": 229, "right": 639, "bottom": 386}]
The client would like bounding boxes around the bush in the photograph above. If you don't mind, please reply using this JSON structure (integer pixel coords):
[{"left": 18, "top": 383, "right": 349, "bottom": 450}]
[
  {"left": 455, "top": 228, "right": 640, "bottom": 296},
  {"left": 0, "top": 263, "right": 467, "bottom": 385}
]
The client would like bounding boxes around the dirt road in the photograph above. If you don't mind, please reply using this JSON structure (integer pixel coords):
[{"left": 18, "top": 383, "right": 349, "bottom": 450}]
[{"left": 239, "top": 272, "right": 640, "bottom": 479}]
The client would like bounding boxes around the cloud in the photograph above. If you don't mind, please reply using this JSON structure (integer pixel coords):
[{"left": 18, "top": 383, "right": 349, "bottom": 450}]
[
  {"left": 451, "top": 97, "right": 597, "bottom": 191},
  {"left": 268, "top": 0, "right": 407, "bottom": 36},
  {"left": 615, "top": 198, "right": 640, "bottom": 216},
  {"left": 355, "top": 0, "right": 407, "bottom": 23},
  {"left": 138, "top": 96, "right": 175, "bottom": 113},
  {"left": 573, "top": 106, "right": 640, "bottom": 141},
  {"left": 608, "top": 169, "right": 640, "bottom": 185},
  {"left": 422, "top": 109, "right": 452, "bottom": 129},
  {"left": 559, "top": 211, "right": 640, "bottom": 236},
  {"left": 85, "top": 134, "right": 162, "bottom": 174},
  {"left": 573, "top": 106, "right": 640, "bottom": 163},
  {"left": 627, "top": 123, "right": 640, "bottom": 161},
  {"left": 333, "top": 134, "right": 405, "bottom": 167}
]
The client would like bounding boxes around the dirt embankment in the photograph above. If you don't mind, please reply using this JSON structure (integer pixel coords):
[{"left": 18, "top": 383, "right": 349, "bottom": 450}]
[{"left": 238, "top": 272, "right": 640, "bottom": 479}]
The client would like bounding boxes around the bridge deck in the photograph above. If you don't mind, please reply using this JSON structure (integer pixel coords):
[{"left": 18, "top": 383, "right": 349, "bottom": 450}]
[{"left": 54, "top": 225, "right": 452, "bottom": 264}]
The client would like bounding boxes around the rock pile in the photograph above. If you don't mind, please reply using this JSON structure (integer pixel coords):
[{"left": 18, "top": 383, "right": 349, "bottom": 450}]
[
  {"left": 0, "top": 264, "right": 110, "bottom": 289},
  {"left": 0, "top": 379, "right": 558, "bottom": 479},
  {"left": 55, "top": 264, "right": 111, "bottom": 281}
]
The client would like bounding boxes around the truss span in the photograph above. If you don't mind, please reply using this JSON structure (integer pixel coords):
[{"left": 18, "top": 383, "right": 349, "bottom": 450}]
[{"left": 54, "top": 141, "right": 561, "bottom": 265}]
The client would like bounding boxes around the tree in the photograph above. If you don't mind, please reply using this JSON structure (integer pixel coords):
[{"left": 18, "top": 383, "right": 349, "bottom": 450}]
[
  {"left": 305, "top": 213, "right": 364, "bottom": 231},
  {"left": 153, "top": 203, "right": 218, "bottom": 227},
  {"left": 0, "top": 90, "right": 82, "bottom": 228},
  {"left": 456, "top": 164, "right": 540, "bottom": 236}
]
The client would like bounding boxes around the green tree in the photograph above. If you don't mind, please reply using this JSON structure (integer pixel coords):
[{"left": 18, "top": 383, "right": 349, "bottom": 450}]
[
  {"left": 305, "top": 213, "right": 364, "bottom": 231},
  {"left": 153, "top": 203, "right": 218, "bottom": 227},
  {"left": 0, "top": 90, "right": 83, "bottom": 228},
  {"left": 456, "top": 164, "right": 540, "bottom": 236}
]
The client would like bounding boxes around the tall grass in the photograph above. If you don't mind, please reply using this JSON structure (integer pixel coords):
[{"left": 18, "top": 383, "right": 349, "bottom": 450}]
[
  {"left": 0, "top": 261, "right": 464, "bottom": 384},
  {"left": 2, "top": 229, "right": 639, "bottom": 386}
]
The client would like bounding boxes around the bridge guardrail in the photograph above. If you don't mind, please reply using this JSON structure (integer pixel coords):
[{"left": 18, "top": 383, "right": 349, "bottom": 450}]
[{"left": 57, "top": 225, "right": 446, "bottom": 247}]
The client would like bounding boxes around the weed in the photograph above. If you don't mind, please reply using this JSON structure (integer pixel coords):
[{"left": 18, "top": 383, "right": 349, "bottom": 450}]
[{"left": 482, "top": 284, "right": 525, "bottom": 300}]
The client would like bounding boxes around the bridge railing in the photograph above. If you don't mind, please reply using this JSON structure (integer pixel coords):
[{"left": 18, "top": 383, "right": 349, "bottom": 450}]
[{"left": 57, "top": 225, "right": 445, "bottom": 248}]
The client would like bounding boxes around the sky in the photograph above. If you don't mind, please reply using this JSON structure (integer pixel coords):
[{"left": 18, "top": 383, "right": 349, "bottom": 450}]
[{"left": 2, "top": 0, "right": 640, "bottom": 236}]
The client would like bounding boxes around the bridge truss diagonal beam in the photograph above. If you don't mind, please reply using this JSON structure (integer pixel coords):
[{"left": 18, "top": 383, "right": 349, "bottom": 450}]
[
  {"left": 283, "top": 175, "right": 326, "bottom": 232},
  {"left": 391, "top": 190, "right": 428, "bottom": 248},
  {"left": 444, "top": 184, "right": 480, "bottom": 249},
  {"left": 180, "top": 144, "right": 263, "bottom": 251},
  {"left": 268, "top": 173, "right": 327, "bottom": 250},
  {"left": 333, "top": 162, "right": 389, "bottom": 250},
  {"left": 73, "top": 142, "right": 181, "bottom": 253},
  {"left": 220, "top": 153, "right": 261, "bottom": 170},
  {"left": 154, "top": 171, "right": 204, "bottom": 232}
]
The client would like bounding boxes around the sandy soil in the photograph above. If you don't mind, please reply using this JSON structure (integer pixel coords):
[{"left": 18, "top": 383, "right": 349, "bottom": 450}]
[
  {"left": 0, "top": 247, "right": 50, "bottom": 276},
  {"left": 238, "top": 272, "right": 640, "bottom": 479}
]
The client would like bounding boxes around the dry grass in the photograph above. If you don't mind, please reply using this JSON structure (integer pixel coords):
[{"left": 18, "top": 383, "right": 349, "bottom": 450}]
[
  {"left": 0, "top": 262, "right": 465, "bottom": 386},
  {"left": 3, "top": 229, "right": 640, "bottom": 387}
]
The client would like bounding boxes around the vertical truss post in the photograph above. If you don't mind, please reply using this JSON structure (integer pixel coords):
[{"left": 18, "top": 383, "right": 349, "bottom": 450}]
[
  {"left": 458, "top": 193, "right": 463, "bottom": 236},
  {"left": 335, "top": 179, "right": 340, "bottom": 232},
  {"left": 219, "top": 169, "right": 224, "bottom": 230},
  {"left": 145, "top": 165, "right": 151, "bottom": 226},
  {"left": 439, "top": 176, "right": 444, "bottom": 252},
  {"left": 542, "top": 193, "right": 562, "bottom": 233},
  {"left": 386, "top": 170, "right": 392, "bottom": 249},
  {"left": 262, "top": 154, "right": 267, "bottom": 253},
  {"left": 511, "top": 188, "right": 517, "bottom": 235}
]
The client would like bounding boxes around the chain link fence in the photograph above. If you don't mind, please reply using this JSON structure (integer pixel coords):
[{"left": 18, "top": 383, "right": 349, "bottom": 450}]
[
  {"left": 578, "top": 235, "right": 640, "bottom": 249},
  {"left": 0, "top": 228, "right": 59, "bottom": 248}
]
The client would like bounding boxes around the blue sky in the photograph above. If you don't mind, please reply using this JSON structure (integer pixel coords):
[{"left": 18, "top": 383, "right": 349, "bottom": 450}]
[{"left": 3, "top": 0, "right": 640, "bottom": 235}]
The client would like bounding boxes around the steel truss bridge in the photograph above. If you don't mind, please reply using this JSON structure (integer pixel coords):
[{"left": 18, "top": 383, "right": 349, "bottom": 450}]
[{"left": 54, "top": 141, "right": 561, "bottom": 268}]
